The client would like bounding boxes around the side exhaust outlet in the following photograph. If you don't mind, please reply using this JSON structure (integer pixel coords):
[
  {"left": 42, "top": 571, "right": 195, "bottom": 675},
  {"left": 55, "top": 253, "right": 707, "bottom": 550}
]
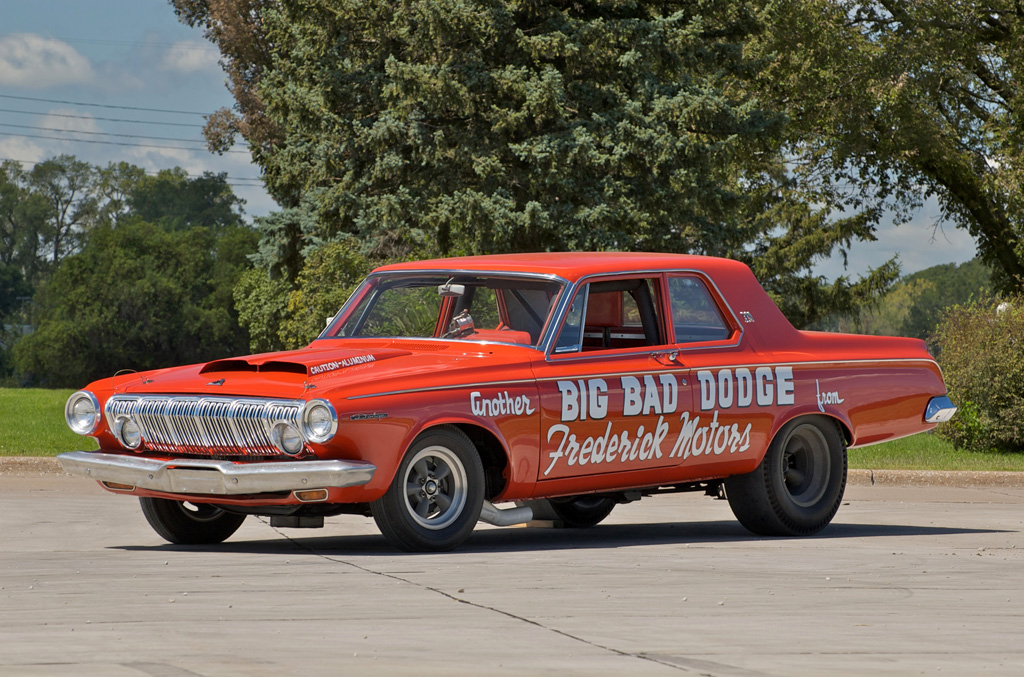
[{"left": 478, "top": 500, "right": 533, "bottom": 527}]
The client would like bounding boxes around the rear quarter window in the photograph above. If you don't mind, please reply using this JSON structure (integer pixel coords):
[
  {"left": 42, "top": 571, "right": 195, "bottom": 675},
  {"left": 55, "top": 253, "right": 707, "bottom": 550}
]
[{"left": 668, "top": 276, "right": 730, "bottom": 343}]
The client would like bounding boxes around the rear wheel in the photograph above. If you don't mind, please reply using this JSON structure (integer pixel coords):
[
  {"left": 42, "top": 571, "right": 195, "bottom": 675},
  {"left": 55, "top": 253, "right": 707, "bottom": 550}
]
[
  {"left": 725, "top": 416, "right": 847, "bottom": 536},
  {"left": 548, "top": 496, "right": 616, "bottom": 528},
  {"left": 371, "top": 426, "right": 484, "bottom": 552},
  {"left": 139, "top": 497, "right": 246, "bottom": 545}
]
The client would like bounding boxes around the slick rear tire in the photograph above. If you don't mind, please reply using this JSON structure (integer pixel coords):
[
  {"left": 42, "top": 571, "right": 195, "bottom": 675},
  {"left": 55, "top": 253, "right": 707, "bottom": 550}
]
[
  {"left": 546, "top": 496, "right": 616, "bottom": 528},
  {"left": 371, "top": 426, "right": 485, "bottom": 552},
  {"left": 140, "top": 497, "right": 246, "bottom": 545},
  {"left": 725, "top": 416, "right": 847, "bottom": 536}
]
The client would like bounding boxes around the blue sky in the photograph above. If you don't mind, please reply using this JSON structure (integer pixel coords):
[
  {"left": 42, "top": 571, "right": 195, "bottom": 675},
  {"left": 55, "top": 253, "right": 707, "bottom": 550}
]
[
  {"left": 0, "top": 0, "right": 273, "bottom": 215},
  {"left": 0, "top": 0, "right": 978, "bottom": 279}
]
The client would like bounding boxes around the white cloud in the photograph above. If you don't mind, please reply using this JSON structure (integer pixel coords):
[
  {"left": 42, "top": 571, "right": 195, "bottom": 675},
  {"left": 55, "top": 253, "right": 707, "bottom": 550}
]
[
  {"left": 38, "top": 109, "right": 101, "bottom": 134},
  {"left": 815, "top": 197, "right": 978, "bottom": 280},
  {"left": 160, "top": 41, "right": 220, "bottom": 74},
  {"left": 93, "top": 60, "right": 145, "bottom": 92},
  {"left": 0, "top": 34, "right": 94, "bottom": 88},
  {"left": 0, "top": 136, "right": 46, "bottom": 164}
]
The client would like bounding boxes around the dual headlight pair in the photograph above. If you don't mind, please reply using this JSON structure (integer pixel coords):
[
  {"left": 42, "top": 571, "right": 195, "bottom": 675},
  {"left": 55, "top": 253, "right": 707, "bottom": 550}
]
[
  {"left": 271, "top": 401, "right": 337, "bottom": 455},
  {"left": 64, "top": 391, "right": 338, "bottom": 456}
]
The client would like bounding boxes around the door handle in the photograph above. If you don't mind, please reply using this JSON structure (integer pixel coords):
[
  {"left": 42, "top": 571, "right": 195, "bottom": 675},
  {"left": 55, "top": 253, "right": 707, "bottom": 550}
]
[{"left": 650, "top": 350, "right": 680, "bottom": 365}]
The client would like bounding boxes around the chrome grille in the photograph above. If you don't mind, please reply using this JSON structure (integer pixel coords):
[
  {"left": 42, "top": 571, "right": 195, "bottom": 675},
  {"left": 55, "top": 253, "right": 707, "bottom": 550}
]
[{"left": 105, "top": 395, "right": 305, "bottom": 456}]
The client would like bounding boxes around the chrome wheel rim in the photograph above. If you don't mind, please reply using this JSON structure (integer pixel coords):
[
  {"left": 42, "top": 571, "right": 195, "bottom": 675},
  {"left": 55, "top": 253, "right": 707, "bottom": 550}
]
[
  {"left": 779, "top": 425, "right": 831, "bottom": 508},
  {"left": 403, "top": 446, "right": 468, "bottom": 530}
]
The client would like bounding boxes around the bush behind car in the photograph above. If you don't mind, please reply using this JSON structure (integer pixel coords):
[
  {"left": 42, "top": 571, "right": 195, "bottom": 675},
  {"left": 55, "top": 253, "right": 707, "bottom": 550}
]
[{"left": 935, "top": 298, "right": 1024, "bottom": 453}]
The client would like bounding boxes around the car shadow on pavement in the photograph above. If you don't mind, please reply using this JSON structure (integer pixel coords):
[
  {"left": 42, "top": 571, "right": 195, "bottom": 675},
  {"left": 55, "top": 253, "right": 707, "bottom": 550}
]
[{"left": 113, "top": 519, "right": 1008, "bottom": 556}]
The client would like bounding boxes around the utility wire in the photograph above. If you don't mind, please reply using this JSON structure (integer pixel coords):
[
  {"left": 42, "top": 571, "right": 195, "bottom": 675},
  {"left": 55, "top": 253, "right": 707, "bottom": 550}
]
[
  {"left": 0, "top": 122, "right": 245, "bottom": 147},
  {"left": 0, "top": 131, "right": 249, "bottom": 154},
  {"left": 0, "top": 107, "right": 202, "bottom": 128},
  {"left": 52, "top": 37, "right": 219, "bottom": 52},
  {"left": 1, "top": 156, "right": 265, "bottom": 186},
  {"left": 0, "top": 94, "right": 207, "bottom": 116}
]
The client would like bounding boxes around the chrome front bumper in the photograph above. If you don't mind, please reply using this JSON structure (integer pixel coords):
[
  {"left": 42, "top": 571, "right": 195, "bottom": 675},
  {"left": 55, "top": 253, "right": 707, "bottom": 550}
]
[
  {"left": 924, "top": 396, "right": 958, "bottom": 424},
  {"left": 57, "top": 451, "right": 375, "bottom": 496}
]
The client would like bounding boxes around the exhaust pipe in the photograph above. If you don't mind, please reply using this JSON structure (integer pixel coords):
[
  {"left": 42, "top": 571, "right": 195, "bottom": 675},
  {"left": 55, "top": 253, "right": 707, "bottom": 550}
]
[{"left": 478, "top": 500, "right": 533, "bottom": 527}]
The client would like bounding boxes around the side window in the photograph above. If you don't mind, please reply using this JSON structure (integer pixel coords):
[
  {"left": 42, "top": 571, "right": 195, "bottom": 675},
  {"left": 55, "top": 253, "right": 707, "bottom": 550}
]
[
  {"left": 554, "top": 290, "right": 586, "bottom": 353},
  {"left": 554, "top": 277, "right": 663, "bottom": 354},
  {"left": 453, "top": 286, "right": 500, "bottom": 330},
  {"left": 668, "top": 276, "right": 730, "bottom": 343}
]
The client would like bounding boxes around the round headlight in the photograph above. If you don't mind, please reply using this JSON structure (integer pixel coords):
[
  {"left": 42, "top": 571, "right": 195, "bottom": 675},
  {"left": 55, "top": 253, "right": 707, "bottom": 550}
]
[
  {"left": 65, "top": 391, "right": 100, "bottom": 435},
  {"left": 302, "top": 399, "right": 337, "bottom": 443},
  {"left": 272, "top": 423, "right": 304, "bottom": 456},
  {"left": 113, "top": 415, "right": 142, "bottom": 450}
]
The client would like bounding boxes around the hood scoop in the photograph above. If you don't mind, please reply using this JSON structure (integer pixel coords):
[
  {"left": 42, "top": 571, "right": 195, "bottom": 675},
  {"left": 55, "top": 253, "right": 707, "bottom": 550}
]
[
  {"left": 199, "top": 347, "right": 411, "bottom": 378},
  {"left": 200, "top": 359, "right": 306, "bottom": 375}
]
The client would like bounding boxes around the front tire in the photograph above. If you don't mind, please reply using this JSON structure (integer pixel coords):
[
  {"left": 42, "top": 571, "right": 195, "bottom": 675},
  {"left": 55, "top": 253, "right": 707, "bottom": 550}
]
[
  {"left": 371, "top": 426, "right": 485, "bottom": 552},
  {"left": 139, "top": 497, "right": 246, "bottom": 544},
  {"left": 725, "top": 416, "right": 847, "bottom": 536}
]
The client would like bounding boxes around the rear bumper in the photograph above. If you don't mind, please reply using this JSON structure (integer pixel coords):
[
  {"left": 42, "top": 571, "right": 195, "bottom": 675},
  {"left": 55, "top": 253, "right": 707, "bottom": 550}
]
[
  {"left": 925, "top": 396, "right": 957, "bottom": 424},
  {"left": 57, "top": 451, "right": 375, "bottom": 496}
]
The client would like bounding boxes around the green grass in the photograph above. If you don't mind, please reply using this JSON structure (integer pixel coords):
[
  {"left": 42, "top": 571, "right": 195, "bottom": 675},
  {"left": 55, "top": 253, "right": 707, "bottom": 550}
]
[
  {"left": 0, "top": 388, "right": 98, "bottom": 456},
  {"left": 850, "top": 432, "right": 1024, "bottom": 471},
  {"left": 2, "top": 388, "right": 1023, "bottom": 470}
]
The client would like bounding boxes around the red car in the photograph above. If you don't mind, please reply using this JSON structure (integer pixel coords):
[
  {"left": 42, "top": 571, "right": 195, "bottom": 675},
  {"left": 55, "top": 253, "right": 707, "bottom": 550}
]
[{"left": 60, "top": 252, "right": 956, "bottom": 551}]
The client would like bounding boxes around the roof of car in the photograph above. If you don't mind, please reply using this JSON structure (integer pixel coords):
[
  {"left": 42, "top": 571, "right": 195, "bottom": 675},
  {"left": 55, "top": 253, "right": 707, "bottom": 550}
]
[{"left": 374, "top": 252, "right": 751, "bottom": 281}]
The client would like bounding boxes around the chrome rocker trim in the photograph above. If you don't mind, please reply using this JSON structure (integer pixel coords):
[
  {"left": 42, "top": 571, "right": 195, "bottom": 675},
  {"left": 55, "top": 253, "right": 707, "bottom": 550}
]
[
  {"left": 57, "top": 451, "right": 375, "bottom": 496},
  {"left": 924, "top": 396, "right": 958, "bottom": 424}
]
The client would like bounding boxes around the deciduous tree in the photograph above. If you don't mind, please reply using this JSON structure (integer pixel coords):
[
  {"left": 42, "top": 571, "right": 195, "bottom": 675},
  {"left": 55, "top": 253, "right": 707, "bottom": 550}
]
[
  {"left": 14, "top": 220, "right": 257, "bottom": 387},
  {"left": 755, "top": 0, "right": 1024, "bottom": 294}
]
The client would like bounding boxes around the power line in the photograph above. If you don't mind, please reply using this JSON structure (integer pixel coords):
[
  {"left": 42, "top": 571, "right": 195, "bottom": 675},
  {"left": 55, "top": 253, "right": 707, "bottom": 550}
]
[
  {"left": 52, "top": 37, "right": 219, "bottom": 52},
  {"left": 0, "top": 94, "right": 207, "bottom": 116},
  {"left": 0, "top": 107, "right": 202, "bottom": 128},
  {"left": 1, "top": 157, "right": 265, "bottom": 186},
  {"left": 0, "top": 122, "right": 243, "bottom": 146},
  {"left": 0, "top": 131, "right": 249, "bottom": 154},
  {"left": 0, "top": 32, "right": 219, "bottom": 52}
]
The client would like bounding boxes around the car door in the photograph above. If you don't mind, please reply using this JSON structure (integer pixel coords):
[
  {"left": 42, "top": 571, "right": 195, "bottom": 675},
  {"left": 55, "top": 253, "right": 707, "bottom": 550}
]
[
  {"left": 533, "top": 274, "right": 692, "bottom": 482},
  {"left": 661, "top": 272, "right": 767, "bottom": 471}
]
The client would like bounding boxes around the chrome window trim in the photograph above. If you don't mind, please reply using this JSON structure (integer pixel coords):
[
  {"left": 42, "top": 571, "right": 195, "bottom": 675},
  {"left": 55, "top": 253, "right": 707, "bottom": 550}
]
[
  {"left": 542, "top": 268, "right": 744, "bottom": 362},
  {"left": 319, "top": 269, "right": 570, "bottom": 351}
]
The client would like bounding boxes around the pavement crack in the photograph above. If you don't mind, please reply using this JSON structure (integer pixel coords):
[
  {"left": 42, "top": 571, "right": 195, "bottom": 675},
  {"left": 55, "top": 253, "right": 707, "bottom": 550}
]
[{"left": 265, "top": 522, "right": 707, "bottom": 674}]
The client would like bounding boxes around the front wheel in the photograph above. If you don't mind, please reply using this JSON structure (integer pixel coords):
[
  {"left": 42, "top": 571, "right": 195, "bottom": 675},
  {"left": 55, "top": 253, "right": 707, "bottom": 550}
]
[
  {"left": 725, "top": 416, "right": 847, "bottom": 536},
  {"left": 371, "top": 426, "right": 484, "bottom": 552},
  {"left": 139, "top": 497, "right": 246, "bottom": 544}
]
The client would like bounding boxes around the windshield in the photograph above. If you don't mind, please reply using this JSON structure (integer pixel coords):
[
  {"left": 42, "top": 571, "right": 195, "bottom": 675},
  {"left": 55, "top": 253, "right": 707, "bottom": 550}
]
[{"left": 321, "top": 273, "right": 566, "bottom": 348}]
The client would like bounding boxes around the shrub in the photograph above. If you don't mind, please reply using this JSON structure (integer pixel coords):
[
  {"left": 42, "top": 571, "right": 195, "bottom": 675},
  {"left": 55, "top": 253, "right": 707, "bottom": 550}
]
[{"left": 934, "top": 297, "right": 1024, "bottom": 452}]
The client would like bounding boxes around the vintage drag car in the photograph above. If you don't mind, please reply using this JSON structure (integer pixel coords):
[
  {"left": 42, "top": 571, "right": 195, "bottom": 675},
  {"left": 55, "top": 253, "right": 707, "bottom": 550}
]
[{"left": 59, "top": 252, "right": 956, "bottom": 551}]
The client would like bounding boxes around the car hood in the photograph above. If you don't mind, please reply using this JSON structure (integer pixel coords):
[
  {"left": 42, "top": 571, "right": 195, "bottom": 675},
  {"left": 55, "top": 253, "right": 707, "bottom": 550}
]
[{"left": 108, "top": 340, "right": 535, "bottom": 400}]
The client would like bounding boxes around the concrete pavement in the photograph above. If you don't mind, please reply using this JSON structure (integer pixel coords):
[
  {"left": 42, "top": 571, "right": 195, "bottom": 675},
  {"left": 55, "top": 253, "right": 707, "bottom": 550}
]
[{"left": 2, "top": 466, "right": 1023, "bottom": 676}]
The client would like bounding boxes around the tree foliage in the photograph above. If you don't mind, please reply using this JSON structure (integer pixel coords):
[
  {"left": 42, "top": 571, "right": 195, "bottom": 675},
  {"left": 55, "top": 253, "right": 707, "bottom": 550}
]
[
  {"left": 235, "top": 240, "right": 369, "bottom": 352},
  {"left": 6, "top": 157, "right": 255, "bottom": 386},
  {"left": 755, "top": 0, "right": 1024, "bottom": 294},
  {"left": 935, "top": 298, "right": 1024, "bottom": 452},
  {"left": 14, "top": 220, "right": 257, "bottom": 387},
  {"left": 820, "top": 258, "right": 992, "bottom": 340},
  {"left": 129, "top": 167, "right": 245, "bottom": 231},
  {"left": 174, "top": 0, "right": 897, "bottom": 329}
]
